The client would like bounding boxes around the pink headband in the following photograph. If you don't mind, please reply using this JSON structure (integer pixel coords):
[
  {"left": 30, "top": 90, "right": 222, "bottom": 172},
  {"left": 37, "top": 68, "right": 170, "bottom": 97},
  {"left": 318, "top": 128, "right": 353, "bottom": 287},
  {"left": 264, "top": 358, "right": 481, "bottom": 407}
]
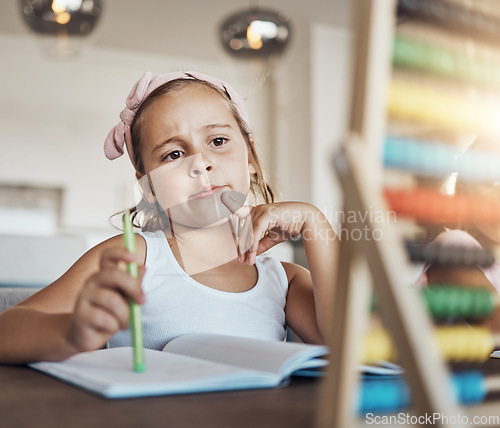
[{"left": 104, "top": 71, "right": 250, "bottom": 168}]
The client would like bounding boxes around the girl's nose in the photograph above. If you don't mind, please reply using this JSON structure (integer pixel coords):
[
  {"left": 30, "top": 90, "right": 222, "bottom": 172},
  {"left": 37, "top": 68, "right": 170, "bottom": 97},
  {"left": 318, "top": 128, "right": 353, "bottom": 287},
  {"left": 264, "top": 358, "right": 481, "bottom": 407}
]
[{"left": 188, "top": 153, "right": 212, "bottom": 177}]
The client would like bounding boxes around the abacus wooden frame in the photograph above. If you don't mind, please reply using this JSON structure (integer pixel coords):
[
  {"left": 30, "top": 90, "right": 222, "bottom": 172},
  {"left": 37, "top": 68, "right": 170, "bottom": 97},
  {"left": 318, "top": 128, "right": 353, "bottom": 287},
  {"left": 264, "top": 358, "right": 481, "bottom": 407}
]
[{"left": 315, "top": 1, "right": 466, "bottom": 427}]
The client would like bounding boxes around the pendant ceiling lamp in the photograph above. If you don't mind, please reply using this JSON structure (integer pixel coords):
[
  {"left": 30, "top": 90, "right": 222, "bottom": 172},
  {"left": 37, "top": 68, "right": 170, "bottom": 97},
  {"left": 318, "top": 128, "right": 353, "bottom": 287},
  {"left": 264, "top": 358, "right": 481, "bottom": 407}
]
[
  {"left": 219, "top": 7, "right": 291, "bottom": 59},
  {"left": 19, "top": 0, "right": 103, "bottom": 59}
]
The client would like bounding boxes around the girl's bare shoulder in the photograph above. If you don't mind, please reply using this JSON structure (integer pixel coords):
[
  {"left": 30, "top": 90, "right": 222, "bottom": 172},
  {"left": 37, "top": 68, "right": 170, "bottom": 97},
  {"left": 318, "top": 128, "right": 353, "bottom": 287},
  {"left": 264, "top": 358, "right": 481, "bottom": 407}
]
[{"left": 280, "top": 261, "right": 311, "bottom": 284}]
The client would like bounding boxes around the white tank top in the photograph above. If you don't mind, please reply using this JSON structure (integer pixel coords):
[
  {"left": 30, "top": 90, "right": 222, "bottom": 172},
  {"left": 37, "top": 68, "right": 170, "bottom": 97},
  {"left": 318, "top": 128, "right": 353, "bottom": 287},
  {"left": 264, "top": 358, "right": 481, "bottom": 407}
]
[{"left": 109, "top": 230, "right": 289, "bottom": 350}]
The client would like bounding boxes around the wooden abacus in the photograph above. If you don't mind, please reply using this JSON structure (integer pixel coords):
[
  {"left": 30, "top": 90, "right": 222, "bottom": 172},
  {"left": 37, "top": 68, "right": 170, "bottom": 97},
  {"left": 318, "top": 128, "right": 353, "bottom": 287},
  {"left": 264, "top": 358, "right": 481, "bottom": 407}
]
[{"left": 315, "top": 1, "right": 500, "bottom": 427}]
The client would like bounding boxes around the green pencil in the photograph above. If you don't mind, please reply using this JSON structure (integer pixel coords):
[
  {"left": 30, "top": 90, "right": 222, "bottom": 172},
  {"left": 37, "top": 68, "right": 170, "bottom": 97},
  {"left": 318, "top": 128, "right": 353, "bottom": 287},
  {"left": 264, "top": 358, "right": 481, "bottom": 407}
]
[{"left": 122, "top": 210, "right": 145, "bottom": 373}]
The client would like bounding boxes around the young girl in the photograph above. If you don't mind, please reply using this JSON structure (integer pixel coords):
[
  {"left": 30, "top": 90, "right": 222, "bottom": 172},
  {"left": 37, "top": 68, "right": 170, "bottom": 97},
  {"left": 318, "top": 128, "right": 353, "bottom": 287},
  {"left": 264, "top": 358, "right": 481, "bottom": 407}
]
[{"left": 0, "top": 71, "right": 337, "bottom": 364}]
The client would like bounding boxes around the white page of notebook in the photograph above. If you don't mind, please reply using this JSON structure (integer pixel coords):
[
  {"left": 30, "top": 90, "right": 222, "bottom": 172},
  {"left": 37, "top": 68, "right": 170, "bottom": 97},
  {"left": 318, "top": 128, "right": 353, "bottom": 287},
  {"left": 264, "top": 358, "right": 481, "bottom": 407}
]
[
  {"left": 31, "top": 347, "right": 279, "bottom": 398},
  {"left": 162, "top": 333, "right": 328, "bottom": 375}
]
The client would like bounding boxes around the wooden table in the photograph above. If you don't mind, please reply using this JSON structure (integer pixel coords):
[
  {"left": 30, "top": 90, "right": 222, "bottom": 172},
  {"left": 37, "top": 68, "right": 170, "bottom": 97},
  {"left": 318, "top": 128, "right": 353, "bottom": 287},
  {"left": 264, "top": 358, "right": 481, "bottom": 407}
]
[
  {"left": 2, "top": 358, "right": 499, "bottom": 428},
  {"left": 0, "top": 364, "right": 320, "bottom": 428}
]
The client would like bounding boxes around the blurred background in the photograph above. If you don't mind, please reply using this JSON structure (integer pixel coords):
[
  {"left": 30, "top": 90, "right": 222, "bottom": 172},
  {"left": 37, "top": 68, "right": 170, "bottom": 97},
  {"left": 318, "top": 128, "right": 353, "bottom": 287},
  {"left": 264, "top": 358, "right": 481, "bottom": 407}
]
[{"left": 0, "top": 0, "right": 351, "bottom": 286}]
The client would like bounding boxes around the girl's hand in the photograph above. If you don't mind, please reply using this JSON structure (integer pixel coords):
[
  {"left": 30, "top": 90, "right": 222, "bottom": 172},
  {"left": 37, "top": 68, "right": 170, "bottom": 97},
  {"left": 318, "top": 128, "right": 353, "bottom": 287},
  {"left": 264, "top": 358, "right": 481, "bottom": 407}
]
[
  {"left": 65, "top": 247, "right": 145, "bottom": 353},
  {"left": 221, "top": 192, "right": 316, "bottom": 265}
]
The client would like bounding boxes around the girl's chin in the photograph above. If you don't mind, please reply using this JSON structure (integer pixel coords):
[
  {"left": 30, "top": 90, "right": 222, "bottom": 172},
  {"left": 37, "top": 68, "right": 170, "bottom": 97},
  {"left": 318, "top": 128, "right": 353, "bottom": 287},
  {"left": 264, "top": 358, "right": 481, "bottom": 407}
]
[
  {"left": 159, "top": 193, "right": 234, "bottom": 228},
  {"left": 167, "top": 206, "right": 233, "bottom": 231},
  {"left": 170, "top": 215, "right": 231, "bottom": 231}
]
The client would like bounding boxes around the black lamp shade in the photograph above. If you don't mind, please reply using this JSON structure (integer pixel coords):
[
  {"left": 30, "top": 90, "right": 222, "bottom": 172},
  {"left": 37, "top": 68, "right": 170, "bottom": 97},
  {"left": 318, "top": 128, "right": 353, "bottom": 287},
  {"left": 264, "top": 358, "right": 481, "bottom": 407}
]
[
  {"left": 20, "top": 0, "right": 102, "bottom": 36},
  {"left": 220, "top": 8, "right": 291, "bottom": 59}
]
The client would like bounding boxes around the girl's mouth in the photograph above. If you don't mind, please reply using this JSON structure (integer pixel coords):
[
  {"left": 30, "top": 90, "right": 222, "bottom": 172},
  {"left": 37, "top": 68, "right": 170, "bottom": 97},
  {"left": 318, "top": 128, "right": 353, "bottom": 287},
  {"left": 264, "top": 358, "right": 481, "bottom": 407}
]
[{"left": 190, "top": 185, "right": 226, "bottom": 199}]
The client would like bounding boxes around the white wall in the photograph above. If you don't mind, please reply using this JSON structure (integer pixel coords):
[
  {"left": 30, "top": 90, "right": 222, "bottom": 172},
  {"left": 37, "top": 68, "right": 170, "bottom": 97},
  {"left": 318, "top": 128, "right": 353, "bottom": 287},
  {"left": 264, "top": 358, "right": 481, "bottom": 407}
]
[
  {"left": 0, "top": 35, "right": 271, "bottom": 233},
  {"left": 272, "top": 23, "right": 351, "bottom": 224},
  {"left": 273, "top": 28, "right": 312, "bottom": 202},
  {"left": 311, "top": 24, "right": 352, "bottom": 228}
]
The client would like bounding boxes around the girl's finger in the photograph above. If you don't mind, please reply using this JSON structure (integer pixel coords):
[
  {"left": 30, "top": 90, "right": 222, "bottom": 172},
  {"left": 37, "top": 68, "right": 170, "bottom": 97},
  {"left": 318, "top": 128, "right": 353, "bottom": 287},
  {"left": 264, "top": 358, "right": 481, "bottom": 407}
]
[
  {"left": 238, "top": 209, "right": 261, "bottom": 256},
  {"left": 81, "top": 301, "right": 122, "bottom": 334},
  {"left": 88, "top": 270, "right": 145, "bottom": 305},
  {"left": 87, "top": 287, "right": 131, "bottom": 330},
  {"left": 100, "top": 247, "right": 136, "bottom": 271},
  {"left": 239, "top": 214, "right": 271, "bottom": 265},
  {"left": 255, "top": 232, "right": 283, "bottom": 256},
  {"left": 249, "top": 213, "right": 278, "bottom": 253},
  {"left": 220, "top": 191, "right": 253, "bottom": 219}
]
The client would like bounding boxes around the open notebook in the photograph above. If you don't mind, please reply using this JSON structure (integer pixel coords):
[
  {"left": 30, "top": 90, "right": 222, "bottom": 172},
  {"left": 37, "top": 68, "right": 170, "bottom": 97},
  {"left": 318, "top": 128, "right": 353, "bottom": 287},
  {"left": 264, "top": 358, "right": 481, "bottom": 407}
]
[{"left": 30, "top": 333, "right": 329, "bottom": 398}]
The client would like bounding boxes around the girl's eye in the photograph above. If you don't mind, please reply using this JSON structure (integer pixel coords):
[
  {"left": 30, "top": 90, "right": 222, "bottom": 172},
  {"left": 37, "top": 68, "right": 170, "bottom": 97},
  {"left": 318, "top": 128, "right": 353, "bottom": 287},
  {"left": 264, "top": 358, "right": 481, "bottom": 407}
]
[
  {"left": 210, "top": 137, "right": 228, "bottom": 147},
  {"left": 162, "top": 150, "right": 183, "bottom": 162}
]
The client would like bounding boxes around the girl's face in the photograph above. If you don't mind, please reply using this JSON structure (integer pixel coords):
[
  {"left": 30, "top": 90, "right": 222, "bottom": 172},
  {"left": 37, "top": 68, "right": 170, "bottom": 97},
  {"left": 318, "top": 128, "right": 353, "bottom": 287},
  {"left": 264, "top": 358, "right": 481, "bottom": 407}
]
[{"left": 138, "top": 84, "right": 256, "bottom": 229}]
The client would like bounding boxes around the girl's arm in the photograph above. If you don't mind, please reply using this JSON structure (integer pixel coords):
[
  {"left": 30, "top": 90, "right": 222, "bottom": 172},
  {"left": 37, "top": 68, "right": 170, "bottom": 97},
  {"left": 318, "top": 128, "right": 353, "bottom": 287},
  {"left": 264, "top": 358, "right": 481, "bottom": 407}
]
[
  {"left": 227, "top": 199, "right": 338, "bottom": 343},
  {"left": 0, "top": 235, "right": 146, "bottom": 364},
  {"left": 282, "top": 205, "right": 338, "bottom": 343},
  {"left": 282, "top": 261, "right": 324, "bottom": 344}
]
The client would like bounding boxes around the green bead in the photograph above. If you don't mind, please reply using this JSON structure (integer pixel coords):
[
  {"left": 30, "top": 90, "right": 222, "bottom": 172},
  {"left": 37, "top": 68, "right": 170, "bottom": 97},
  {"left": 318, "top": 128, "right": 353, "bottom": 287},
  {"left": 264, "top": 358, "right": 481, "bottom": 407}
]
[
  {"left": 424, "top": 285, "right": 495, "bottom": 320},
  {"left": 392, "top": 35, "right": 500, "bottom": 89}
]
